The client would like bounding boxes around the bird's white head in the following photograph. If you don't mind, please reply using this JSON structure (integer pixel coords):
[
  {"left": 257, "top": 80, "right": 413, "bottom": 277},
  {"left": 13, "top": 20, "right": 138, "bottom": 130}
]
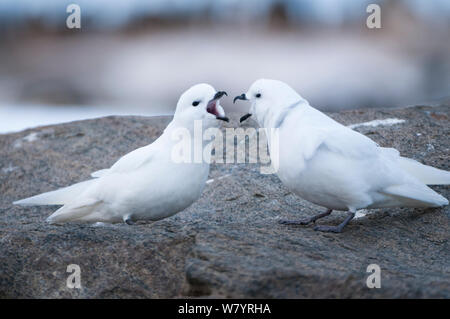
[
  {"left": 234, "top": 79, "right": 305, "bottom": 128},
  {"left": 174, "top": 83, "right": 228, "bottom": 129}
]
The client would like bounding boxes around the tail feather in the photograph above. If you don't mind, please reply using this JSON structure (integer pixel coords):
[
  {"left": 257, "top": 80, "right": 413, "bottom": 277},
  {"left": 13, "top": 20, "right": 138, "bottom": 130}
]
[
  {"left": 46, "top": 198, "right": 102, "bottom": 224},
  {"left": 380, "top": 147, "right": 450, "bottom": 185},
  {"left": 398, "top": 157, "right": 450, "bottom": 185},
  {"left": 91, "top": 169, "right": 109, "bottom": 178},
  {"left": 13, "top": 179, "right": 96, "bottom": 206},
  {"left": 381, "top": 184, "right": 448, "bottom": 208}
]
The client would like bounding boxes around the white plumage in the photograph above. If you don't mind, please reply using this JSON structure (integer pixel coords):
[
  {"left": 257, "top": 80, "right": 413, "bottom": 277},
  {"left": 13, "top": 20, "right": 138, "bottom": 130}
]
[
  {"left": 14, "top": 83, "right": 228, "bottom": 224},
  {"left": 236, "top": 79, "right": 449, "bottom": 233}
]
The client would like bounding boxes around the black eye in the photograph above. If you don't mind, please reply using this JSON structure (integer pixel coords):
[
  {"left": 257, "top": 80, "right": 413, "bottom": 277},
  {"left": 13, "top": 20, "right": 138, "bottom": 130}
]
[
  {"left": 255, "top": 93, "right": 261, "bottom": 98},
  {"left": 192, "top": 101, "right": 200, "bottom": 106}
]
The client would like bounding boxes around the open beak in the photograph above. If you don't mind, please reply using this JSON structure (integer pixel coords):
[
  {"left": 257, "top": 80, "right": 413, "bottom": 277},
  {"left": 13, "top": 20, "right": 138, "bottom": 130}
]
[
  {"left": 207, "top": 91, "right": 229, "bottom": 122},
  {"left": 239, "top": 113, "right": 252, "bottom": 123},
  {"left": 234, "top": 93, "right": 252, "bottom": 123}
]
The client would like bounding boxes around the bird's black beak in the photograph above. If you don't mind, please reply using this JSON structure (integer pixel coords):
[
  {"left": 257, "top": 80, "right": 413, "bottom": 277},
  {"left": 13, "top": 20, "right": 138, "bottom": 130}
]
[
  {"left": 214, "top": 91, "right": 228, "bottom": 100},
  {"left": 239, "top": 113, "right": 252, "bottom": 123},
  {"left": 234, "top": 93, "right": 251, "bottom": 123},
  {"left": 233, "top": 93, "right": 247, "bottom": 104},
  {"left": 216, "top": 116, "right": 229, "bottom": 122}
]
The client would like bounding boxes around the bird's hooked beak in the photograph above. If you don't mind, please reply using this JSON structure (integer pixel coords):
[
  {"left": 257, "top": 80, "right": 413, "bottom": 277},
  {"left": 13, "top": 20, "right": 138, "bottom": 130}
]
[
  {"left": 207, "top": 91, "right": 229, "bottom": 122},
  {"left": 233, "top": 93, "right": 252, "bottom": 123},
  {"left": 233, "top": 93, "right": 247, "bottom": 104}
]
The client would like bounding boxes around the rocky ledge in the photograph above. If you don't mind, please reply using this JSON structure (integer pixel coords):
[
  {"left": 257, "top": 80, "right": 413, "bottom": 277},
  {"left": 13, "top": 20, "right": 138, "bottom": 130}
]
[{"left": 0, "top": 105, "right": 449, "bottom": 298}]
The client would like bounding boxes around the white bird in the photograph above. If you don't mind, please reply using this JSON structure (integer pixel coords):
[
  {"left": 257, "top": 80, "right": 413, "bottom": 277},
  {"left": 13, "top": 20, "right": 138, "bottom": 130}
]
[
  {"left": 235, "top": 79, "right": 450, "bottom": 233},
  {"left": 14, "top": 84, "right": 229, "bottom": 224}
]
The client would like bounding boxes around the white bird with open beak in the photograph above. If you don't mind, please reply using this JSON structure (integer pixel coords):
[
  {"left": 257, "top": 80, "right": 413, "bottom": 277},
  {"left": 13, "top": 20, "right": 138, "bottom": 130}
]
[
  {"left": 14, "top": 83, "right": 228, "bottom": 224},
  {"left": 235, "top": 79, "right": 449, "bottom": 233}
]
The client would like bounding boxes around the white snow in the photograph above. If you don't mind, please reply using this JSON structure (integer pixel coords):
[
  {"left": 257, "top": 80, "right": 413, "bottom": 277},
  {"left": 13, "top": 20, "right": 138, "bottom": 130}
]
[
  {"left": 348, "top": 118, "right": 406, "bottom": 129},
  {"left": 354, "top": 209, "right": 370, "bottom": 219},
  {"left": 206, "top": 174, "right": 231, "bottom": 185},
  {"left": 22, "top": 132, "right": 39, "bottom": 142}
]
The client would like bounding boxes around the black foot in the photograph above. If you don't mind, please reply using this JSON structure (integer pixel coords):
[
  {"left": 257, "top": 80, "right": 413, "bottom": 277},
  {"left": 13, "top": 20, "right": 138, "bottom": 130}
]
[
  {"left": 314, "top": 225, "right": 343, "bottom": 233},
  {"left": 124, "top": 218, "right": 134, "bottom": 225},
  {"left": 278, "top": 219, "right": 311, "bottom": 225},
  {"left": 313, "top": 211, "right": 355, "bottom": 234},
  {"left": 279, "top": 209, "right": 333, "bottom": 226}
]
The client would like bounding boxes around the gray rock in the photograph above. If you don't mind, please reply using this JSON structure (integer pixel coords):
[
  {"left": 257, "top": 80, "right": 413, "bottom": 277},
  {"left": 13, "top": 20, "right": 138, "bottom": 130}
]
[{"left": 0, "top": 106, "right": 449, "bottom": 298}]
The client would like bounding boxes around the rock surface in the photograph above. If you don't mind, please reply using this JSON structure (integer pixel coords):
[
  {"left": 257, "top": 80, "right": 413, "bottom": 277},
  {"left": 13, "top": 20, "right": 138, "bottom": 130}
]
[{"left": 0, "top": 105, "right": 449, "bottom": 298}]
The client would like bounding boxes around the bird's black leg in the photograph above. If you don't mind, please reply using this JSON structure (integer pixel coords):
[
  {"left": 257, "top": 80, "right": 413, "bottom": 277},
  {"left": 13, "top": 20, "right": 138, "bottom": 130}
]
[
  {"left": 314, "top": 210, "right": 355, "bottom": 233},
  {"left": 279, "top": 209, "right": 333, "bottom": 225}
]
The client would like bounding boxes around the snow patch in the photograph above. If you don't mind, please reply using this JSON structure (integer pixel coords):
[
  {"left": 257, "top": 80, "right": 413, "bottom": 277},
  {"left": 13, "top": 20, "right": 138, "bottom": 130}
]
[
  {"left": 348, "top": 118, "right": 406, "bottom": 129},
  {"left": 13, "top": 131, "right": 40, "bottom": 148},
  {"left": 23, "top": 132, "right": 39, "bottom": 142},
  {"left": 354, "top": 210, "right": 370, "bottom": 219},
  {"left": 206, "top": 174, "right": 231, "bottom": 185}
]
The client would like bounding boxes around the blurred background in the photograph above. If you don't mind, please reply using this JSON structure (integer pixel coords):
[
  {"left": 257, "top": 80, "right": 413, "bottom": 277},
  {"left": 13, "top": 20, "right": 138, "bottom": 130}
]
[{"left": 0, "top": 0, "right": 449, "bottom": 133}]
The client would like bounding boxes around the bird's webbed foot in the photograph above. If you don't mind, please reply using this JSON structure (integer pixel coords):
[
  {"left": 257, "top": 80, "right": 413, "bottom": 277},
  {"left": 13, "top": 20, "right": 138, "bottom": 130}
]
[
  {"left": 279, "top": 218, "right": 312, "bottom": 225},
  {"left": 313, "top": 224, "right": 343, "bottom": 233},
  {"left": 313, "top": 211, "right": 355, "bottom": 233},
  {"left": 279, "top": 209, "right": 333, "bottom": 226}
]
